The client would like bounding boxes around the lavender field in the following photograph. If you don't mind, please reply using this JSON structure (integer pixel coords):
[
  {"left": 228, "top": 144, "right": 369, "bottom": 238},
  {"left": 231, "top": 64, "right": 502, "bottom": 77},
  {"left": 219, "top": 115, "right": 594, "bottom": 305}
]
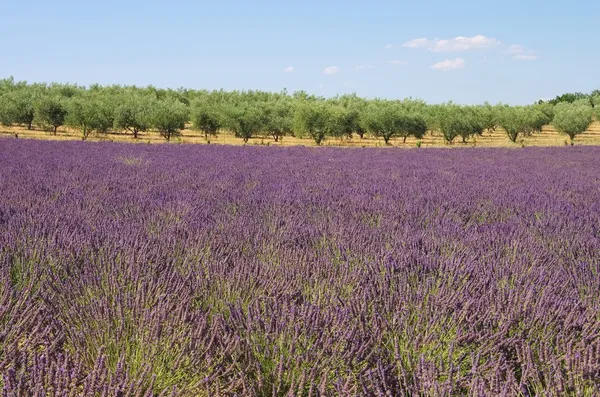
[{"left": 1, "top": 139, "right": 600, "bottom": 396}]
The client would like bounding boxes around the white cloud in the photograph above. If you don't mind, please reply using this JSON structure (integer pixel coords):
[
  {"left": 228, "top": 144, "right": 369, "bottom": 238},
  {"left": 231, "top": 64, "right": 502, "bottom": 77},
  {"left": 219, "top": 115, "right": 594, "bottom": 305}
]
[
  {"left": 508, "top": 44, "right": 538, "bottom": 61},
  {"left": 283, "top": 66, "right": 294, "bottom": 73},
  {"left": 431, "top": 58, "right": 465, "bottom": 71},
  {"left": 388, "top": 60, "right": 408, "bottom": 65},
  {"left": 323, "top": 66, "right": 340, "bottom": 75},
  {"left": 514, "top": 54, "right": 538, "bottom": 61},
  {"left": 507, "top": 45, "right": 526, "bottom": 54},
  {"left": 356, "top": 64, "right": 376, "bottom": 71},
  {"left": 403, "top": 35, "right": 500, "bottom": 52},
  {"left": 402, "top": 38, "right": 428, "bottom": 48}
]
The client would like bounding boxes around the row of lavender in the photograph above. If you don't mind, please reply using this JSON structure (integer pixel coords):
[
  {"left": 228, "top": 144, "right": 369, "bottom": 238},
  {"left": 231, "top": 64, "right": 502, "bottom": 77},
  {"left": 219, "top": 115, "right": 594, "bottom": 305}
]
[{"left": 1, "top": 139, "right": 599, "bottom": 395}]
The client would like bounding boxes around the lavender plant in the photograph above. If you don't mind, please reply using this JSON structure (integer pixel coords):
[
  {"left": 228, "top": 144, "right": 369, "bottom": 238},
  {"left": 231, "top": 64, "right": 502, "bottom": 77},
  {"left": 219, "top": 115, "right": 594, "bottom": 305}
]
[{"left": 1, "top": 139, "right": 599, "bottom": 395}]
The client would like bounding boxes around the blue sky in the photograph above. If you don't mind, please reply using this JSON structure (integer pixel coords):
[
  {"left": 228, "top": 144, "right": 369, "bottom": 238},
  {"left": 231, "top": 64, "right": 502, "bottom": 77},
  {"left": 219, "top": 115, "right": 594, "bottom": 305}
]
[{"left": 1, "top": 0, "right": 598, "bottom": 104}]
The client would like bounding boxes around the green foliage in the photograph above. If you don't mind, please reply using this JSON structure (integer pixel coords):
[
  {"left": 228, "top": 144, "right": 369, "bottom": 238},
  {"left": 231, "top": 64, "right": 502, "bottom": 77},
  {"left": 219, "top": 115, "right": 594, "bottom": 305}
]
[
  {"left": 498, "top": 107, "right": 526, "bottom": 143},
  {"left": 521, "top": 106, "right": 545, "bottom": 135},
  {"left": 294, "top": 102, "right": 341, "bottom": 145},
  {"left": 439, "top": 105, "right": 485, "bottom": 143},
  {"left": 114, "top": 94, "right": 153, "bottom": 139},
  {"left": 0, "top": 95, "right": 15, "bottom": 126},
  {"left": 191, "top": 100, "right": 224, "bottom": 139},
  {"left": 334, "top": 97, "right": 368, "bottom": 139},
  {"left": 548, "top": 92, "right": 588, "bottom": 105},
  {"left": 363, "top": 102, "right": 427, "bottom": 144},
  {"left": 0, "top": 90, "right": 36, "bottom": 129},
  {"left": 224, "top": 103, "right": 265, "bottom": 143},
  {"left": 533, "top": 102, "right": 554, "bottom": 129},
  {"left": 423, "top": 104, "right": 443, "bottom": 132},
  {"left": 347, "top": 100, "right": 369, "bottom": 139},
  {"left": 66, "top": 93, "right": 115, "bottom": 139},
  {"left": 545, "top": 89, "right": 600, "bottom": 108},
  {"left": 1, "top": 78, "right": 598, "bottom": 146},
  {"left": 498, "top": 104, "right": 554, "bottom": 143},
  {"left": 552, "top": 102, "right": 593, "bottom": 143},
  {"left": 260, "top": 100, "right": 293, "bottom": 142},
  {"left": 34, "top": 96, "right": 67, "bottom": 134},
  {"left": 480, "top": 102, "right": 500, "bottom": 133},
  {"left": 151, "top": 99, "right": 189, "bottom": 141},
  {"left": 363, "top": 102, "right": 401, "bottom": 144}
]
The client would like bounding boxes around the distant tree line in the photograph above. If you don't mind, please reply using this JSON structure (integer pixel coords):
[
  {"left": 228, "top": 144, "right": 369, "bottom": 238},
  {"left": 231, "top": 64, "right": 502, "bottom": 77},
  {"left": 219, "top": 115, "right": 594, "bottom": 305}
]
[
  {"left": 0, "top": 77, "right": 598, "bottom": 145},
  {"left": 543, "top": 89, "right": 600, "bottom": 107}
]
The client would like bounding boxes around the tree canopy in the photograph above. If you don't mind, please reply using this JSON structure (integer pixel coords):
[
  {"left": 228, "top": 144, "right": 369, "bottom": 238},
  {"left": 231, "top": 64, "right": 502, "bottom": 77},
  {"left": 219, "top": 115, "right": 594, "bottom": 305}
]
[{"left": 0, "top": 77, "right": 597, "bottom": 145}]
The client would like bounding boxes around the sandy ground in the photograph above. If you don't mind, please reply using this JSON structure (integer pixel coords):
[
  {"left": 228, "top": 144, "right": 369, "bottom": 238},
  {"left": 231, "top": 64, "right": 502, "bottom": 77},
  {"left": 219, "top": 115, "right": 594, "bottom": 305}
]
[{"left": 2, "top": 122, "right": 600, "bottom": 148}]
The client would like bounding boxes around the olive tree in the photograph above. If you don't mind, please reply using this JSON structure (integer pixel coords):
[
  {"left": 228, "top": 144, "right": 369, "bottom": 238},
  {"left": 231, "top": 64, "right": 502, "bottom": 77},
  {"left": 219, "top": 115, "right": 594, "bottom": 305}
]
[
  {"left": 294, "top": 102, "right": 340, "bottom": 145},
  {"left": 261, "top": 100, "right": 293, "bottom": 142},
  {"left": 0, "top": 90, "right": 36, "bottom": 129},
  {"left": 335, "top": 103, "right": 366, "bottom": 140},
  {"left": 552, "top": 102, "right": 593, "bottom": 144},
  {"left": 439, "top": 105, "right": 485, "bottom": 144},
  {"left": 401, "top": 114, "right": 428, "bottom": 143},
  {"left": 224, "top": 103, "right": 265, "bottom": 143},
  {"left": 534, "top": 102, "right": 554, "bottom": 128},
  {"left": 66, "top": 94, "right": 115, "bottom": 139},
  {"left": 591, "top": 94, "right": 600, "bottom": 109},
  {"left": 34, "top": 96, "right": 67, "bottom": 134},
  {"left": 364, "top": 102, "right": 423, "bottom": 144},
  {"left": 480, "top": 102, "right": 500, "bottom": 133},
  {"left": 114, "top": 94, "right": 153, "bottom": 139},
  {"left": 498, "top": 106, "right": 527, "bottom": 143},
  {"left": 150, "top": 99, "right": 189, "bottom": 142},
  {"left": 347, "top": 101, "right": 368, "bottom": 139},
  {"left": 191, "top": 100, "right": 224, "bottom": 140},
  {"left": 0, "top": 94, "right": 16, "bottom": 126}
]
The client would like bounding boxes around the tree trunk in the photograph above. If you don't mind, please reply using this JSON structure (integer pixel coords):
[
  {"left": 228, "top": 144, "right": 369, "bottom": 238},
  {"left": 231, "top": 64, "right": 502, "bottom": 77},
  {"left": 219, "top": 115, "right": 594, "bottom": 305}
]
[
  {"left": 27, "top": 122, "right": 32, "bottom": 130},
  {"left": 403, "top": 136, "right": 407, "bottom": 143},
  {"left": 53, "top": 125, "right": 58, "bottom": 135},
  {"left": 383, "top": 136, "right": 390, "bottom": 145},
  {"left": 133, "top": 129, "right": 139, "bottom": 139},
  {"left": 243, "top": 136, "right": 249, "bottom": 143},
  {"left": 273, "top": 134, "right": 279, "bottom": 142}
]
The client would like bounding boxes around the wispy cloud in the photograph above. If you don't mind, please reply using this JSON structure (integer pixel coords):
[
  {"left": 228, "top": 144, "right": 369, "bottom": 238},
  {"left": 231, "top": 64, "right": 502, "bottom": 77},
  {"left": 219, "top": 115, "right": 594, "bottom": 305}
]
[
  {"left": 384, "top": 43, "right": 393, "bottom": 49},
  {"left": 507, "top": 45, "right": 526, "bottom": 54},
  {"left": 508, "top": 45, "right": 538, "bottom": 60},
  {"left": 514, "top": 54, "right": 538, "bottom": 61},
  {"left": 402, "top": 38, "right": 429, "bottom": 49},
  {"left": 388, "top": 60, "right": 408, "bottom": 65},
  {"left": 283, "top": 66, "right": 294, "bottom": 72},
  {"left": 323, "top": 66, "right": 340, "bottom": 75},
  {"left": 403, "top": 35, "right": 500, "bottom": 52},
  {"left": 355, "top": 64, "right": 376, "bottom": 71},
  {"left": 431, "top": 58, "right": 465, "bottom": 71}
]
